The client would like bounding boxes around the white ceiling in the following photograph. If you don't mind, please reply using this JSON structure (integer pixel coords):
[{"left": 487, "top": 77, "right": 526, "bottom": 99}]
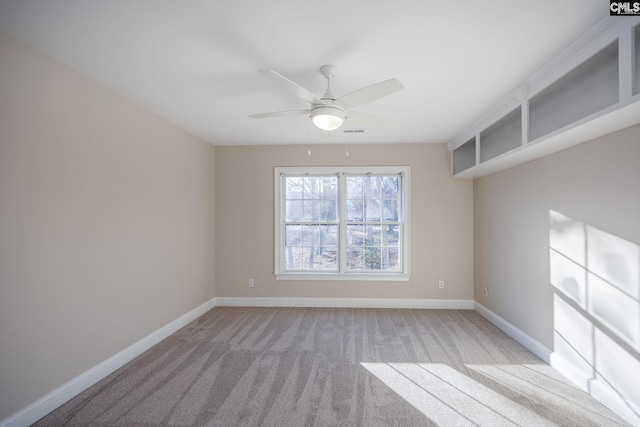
[{"left": 0, "top": 1, "right": 606, "bottom": 146}]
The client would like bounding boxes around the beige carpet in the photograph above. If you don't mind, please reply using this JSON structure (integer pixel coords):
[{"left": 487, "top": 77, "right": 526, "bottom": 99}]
[{"left": 33, "top": 307, "right": 629, "bottom": 426}]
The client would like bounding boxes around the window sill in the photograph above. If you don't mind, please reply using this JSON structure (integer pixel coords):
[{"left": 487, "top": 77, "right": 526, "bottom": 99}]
[{"left": 274, "top": 272, "right": 410, "bottom": 282}]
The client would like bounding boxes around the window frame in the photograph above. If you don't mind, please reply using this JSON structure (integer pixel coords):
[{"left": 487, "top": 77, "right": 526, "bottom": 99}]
[{"left": 274, "top": 166, "right": 411, "bottom": 281}]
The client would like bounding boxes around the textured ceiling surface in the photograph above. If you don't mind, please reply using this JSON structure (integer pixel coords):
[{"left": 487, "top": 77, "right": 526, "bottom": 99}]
[{"left": 0, "top": 1, "right": 606, "bottom": 145}]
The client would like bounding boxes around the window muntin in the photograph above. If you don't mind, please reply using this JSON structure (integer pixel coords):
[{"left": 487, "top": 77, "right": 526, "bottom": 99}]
[{"left": 275, "top": 166, "right": 410, "bottom": 281}]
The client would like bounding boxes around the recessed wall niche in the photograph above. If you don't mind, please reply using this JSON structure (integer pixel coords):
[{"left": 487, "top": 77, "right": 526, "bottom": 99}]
[
  {"left": 453, "top": 137, "right": 476, "bottom": 175},
  {"left": 449, "top": 19, "right": 640, "bottom": 178},
  {"left": 479, "top": 107, "right": 522, "bottom": 163},
  {"left": 528, "top": 41, "right": 619, "bottom": 142}
]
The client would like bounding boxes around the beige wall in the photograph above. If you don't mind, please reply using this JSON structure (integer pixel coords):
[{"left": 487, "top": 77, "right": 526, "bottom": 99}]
[
  {"left": 474, "top": 123, "right": 640, "bottom": 349},
  {"left": 215, "top": 143, "right": 473, "bottom": 300},
  {"left": 0, "top": 33, "right": 216, "bottom": 419}
]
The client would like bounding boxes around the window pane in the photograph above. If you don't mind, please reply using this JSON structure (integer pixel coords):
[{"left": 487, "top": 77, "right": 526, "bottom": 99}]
[
  {"left": 285, "top": 225, "right": 338, "bottom": 271},
  {"left": 347, "top": 225, "right": 365, "bottom": 246},
  {"left": 383, "top": 248, "right": 400, "bottom": 271},
  {"left": 382, "top": 176, "right": 399, "bottom": 198},
  {"left": 320, "top": 177, "right": 337, "bottom": 199},
  {"left": 303, "top": 200, "right": 319, "bottom": 221},
  {"left": 346, "top": 175, "right": 401, "bottom": 222},
  {"left": 285, "top": 246, "right": 303, "bottom": 270},
  {"left": 301, "top": 225, "right": 337, "bottom": 246},
  {"left": 364, "top": 225, "right": 382, "bottom": 246},
  {"left": 287, "top": 246, "right": 338, "bottom": 271},
  {"left": 302, "top": 177, "right": 317, "bottom": 198},
  {"left": 320, "top": 200, "right": 337, "bottom": 221},
  {"left": 285, "top": 225, "right": 302, "bottom": 245},
  {"left": 383, "top": 199, "right": 398, "bottom": 221},
  {"left": 347, "top": 245, "right": 382, "bottom": 270},
  {"left": 347, "top": 247, "right": 364, "bottom": 270},
  {"left": 365, "top": 199, "right": 381, "bottom": 221},
  {"left": 365, "top": 176, "right": 380, "bottom": 198},
  {"left": 301, "top": 225, "right": 318, "bottom": 246},
  {"left": 346, "top": 177, "right": 363, "bottom": 198},
  {"left": 347, "top": 199, "right": 364, "bottom": 221},
  {"left": 286, "top": 200, "right": 303, "bottom": 221},
  {"left": 285, "top": 176, "right": 337, "bottom": 223},
  {"left": 383, "top": 224, "right": 400, "bottom": 248},
  {"left": 286, "top": 177, "right": 303, "bottom": 199},
  {"left": 321, "top": 225, "right": 338, "bottom": 245},
  {"left": 308, "top": 245, "right": 337, "bottom": 270},
  {"left": 346, "top": 224, "right": 400, "bottom": 271}
]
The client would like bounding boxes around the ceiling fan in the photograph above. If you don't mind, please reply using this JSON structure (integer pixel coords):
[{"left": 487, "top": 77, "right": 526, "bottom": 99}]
[{"left": 249, "top": 64, "right": 403, "bottom": 131}]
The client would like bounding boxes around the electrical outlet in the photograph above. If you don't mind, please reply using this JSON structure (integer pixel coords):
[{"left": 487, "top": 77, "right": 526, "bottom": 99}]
[
  {"left": 249, "top": 279, "right": 254, "bottom": 287},
  {"left": 483, "top": 287, "right": 488, "bottom": 296},
  {"left": 438, "top": 280, "right": 444, "bottom": 289}
]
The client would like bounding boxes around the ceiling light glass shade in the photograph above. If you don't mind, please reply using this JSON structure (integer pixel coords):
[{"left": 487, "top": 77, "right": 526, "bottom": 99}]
[{"left": 311, "top": 106, "right": 345, "bottom": 131}]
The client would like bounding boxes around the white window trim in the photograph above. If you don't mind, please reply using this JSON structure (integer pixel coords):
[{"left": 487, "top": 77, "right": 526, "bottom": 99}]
[{"left": 274, "top": 166, "right": 411, "bottom": 281}]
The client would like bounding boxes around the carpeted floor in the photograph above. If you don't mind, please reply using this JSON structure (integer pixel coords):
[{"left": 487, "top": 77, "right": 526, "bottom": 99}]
[{"left": 33, "top": 307, "right": 629, "bottom": 426}]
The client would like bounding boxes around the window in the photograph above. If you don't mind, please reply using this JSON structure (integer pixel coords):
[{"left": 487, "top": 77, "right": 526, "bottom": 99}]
[{"left": 275, "top": 166, "right": 410, "bottom": 280}]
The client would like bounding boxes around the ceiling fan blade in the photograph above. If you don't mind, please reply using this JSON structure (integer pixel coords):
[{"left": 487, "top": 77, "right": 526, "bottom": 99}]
[
  {"left": 249, "top": 109, "right": 311, "bottom": 118},
  {"left": 337, "top": 79, "right": 404, "bottom": 110},
  {"left": 346, "top": 110, "right": 400, "bottom": 129},
  {"left": 259, "top": 69, "right": 325, "bottom": 105}
]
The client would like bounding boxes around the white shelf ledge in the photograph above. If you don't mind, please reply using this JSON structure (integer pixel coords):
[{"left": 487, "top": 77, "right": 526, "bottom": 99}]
[{"left": 449, "top": 17, "right": 640, "bottom": 179}]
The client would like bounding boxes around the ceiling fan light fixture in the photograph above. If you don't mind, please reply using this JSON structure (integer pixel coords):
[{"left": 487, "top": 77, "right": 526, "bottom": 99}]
[{"left": 311, "top": 106, "right": 345, "bottom": 131}]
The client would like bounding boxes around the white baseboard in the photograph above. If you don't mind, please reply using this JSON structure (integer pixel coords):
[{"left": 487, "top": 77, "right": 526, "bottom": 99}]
[
  {"left": 591, "top": 378, "right": 640, "bottom": 427},
  {"left": 214, "top": 297, "right": 475, "bottom": 310},
  {"left": 0, "top": 298, "right": 216, "bottom": 427},
  {"left": 476, "top": 303, "right": 640, "bottom": 426},
  {"left": 473, "top": 302, "right": 551, "bottom": 363},
  {"left": 548, "top": 352, "right": 591, "bottom": 392},
  {"left": 8, "top": 297, "right": 636, "bottom": 427},
  {"left": 550, "top": 353, "right": 640, "bottom": 427}
]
